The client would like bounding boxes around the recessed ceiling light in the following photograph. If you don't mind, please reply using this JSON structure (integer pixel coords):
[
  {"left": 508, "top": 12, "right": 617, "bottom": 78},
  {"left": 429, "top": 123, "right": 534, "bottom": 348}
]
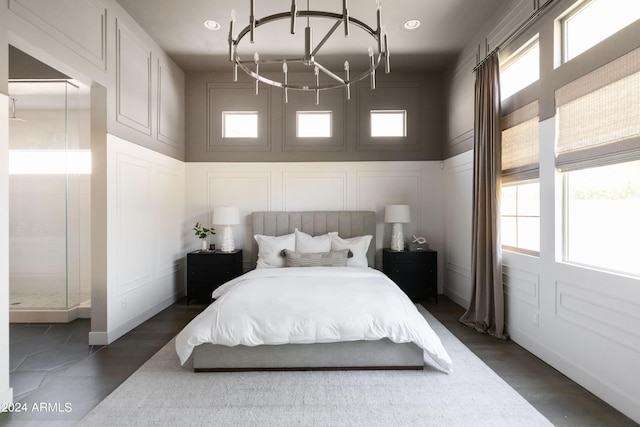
[
  {"left": 204, "top": 20, "right": 221, "bottom": 31},
  {"left": 404, "top": 19, "right": 421, "bottom": 30}
]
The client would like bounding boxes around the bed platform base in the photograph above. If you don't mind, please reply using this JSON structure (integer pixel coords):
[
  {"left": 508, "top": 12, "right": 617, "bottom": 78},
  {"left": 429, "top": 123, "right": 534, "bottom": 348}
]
[{"left": 193, "top": 339, "right": 424, "bottom": 372}]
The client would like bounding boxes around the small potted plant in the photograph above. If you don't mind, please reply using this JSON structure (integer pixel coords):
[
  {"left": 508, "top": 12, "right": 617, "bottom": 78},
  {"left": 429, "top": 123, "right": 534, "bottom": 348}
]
[{"left": 193, "top": 222, "right": 215, "bottom": 251}]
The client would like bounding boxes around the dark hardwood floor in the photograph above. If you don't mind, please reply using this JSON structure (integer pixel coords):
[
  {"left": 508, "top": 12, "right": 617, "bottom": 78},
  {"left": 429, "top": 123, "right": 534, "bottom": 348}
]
[{"left": 1, "top": 296, "right": 637, "bottom": 426}]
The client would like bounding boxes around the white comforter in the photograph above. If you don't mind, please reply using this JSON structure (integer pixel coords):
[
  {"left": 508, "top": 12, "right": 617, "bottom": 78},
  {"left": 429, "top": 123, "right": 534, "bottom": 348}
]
[{"left": 175, "top": 267, "right": 453, "bottom": 372}]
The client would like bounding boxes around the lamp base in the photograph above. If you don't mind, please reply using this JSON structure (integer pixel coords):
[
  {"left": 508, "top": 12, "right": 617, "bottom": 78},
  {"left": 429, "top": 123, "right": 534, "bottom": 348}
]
[
  {"left": 220, "top": 225, "right": 235, "bottom": 252},
  {"left": 390, "top": 223, "right": 405, "bottom": 251}
]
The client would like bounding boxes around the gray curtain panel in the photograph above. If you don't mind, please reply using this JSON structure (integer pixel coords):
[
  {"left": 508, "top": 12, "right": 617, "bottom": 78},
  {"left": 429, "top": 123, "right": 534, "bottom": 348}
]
[{"left": 460, "top": 52, "right": 507, "bottom": 339}]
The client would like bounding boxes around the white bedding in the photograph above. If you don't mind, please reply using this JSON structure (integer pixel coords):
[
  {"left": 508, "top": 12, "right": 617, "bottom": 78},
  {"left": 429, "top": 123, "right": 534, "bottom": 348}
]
[{"left": 175, "top": 267, "right": 453, "bottom": 372}]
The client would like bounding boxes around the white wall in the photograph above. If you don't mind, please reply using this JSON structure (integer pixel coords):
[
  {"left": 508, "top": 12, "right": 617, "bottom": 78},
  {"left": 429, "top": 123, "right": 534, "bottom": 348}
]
[
  {"left": 443, "top": 122, "right": 640, "bottom": 423},
  {"left": 185, "top": 161, "right": 445, "bottom": 280},
  {"left": 89, "top": 134, "right": 185, "bottom": 345},
  {"left": 442, "top": 150, "right": 473, "bottom": 307},
  {"left": 0, "top": 94, "right": 14, "bottom": 407}
]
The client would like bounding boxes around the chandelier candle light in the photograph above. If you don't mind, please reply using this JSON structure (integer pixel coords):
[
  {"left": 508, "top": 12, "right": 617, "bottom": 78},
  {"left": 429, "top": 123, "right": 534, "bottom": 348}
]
[{"left": 228, "top": 0, "right": 390, "bottom": 104}]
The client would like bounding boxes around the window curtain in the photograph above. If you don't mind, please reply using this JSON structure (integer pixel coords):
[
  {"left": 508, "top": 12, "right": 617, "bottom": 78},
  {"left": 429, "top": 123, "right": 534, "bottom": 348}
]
[{"left": 460, "top": 52, "right": 508, "bottom": 339}]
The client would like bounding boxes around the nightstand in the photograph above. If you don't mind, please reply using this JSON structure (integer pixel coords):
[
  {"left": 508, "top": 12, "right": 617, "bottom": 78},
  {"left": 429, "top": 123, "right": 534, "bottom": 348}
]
[
  {"left": 382, "top": 248, "right": 437, "bottom": 302},
  {"left": 186, "top": 250, "right": 243, "bottom": 304}
]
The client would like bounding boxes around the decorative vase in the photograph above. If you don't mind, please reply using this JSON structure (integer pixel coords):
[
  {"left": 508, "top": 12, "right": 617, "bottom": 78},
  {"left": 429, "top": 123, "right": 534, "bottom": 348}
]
[{"left": 201, "top": 239, "right": 208, "bottom": 251}]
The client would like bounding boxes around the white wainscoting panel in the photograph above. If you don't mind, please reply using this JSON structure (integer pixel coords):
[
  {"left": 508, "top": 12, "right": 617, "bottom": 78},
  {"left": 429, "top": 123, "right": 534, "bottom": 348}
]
[
  {"left": 504, "top": 264, "right": 540, "bottom": 308},
  {"left": 556, "top": 280, "right": 640, "bottom": 353},
  {"left": 115, "top": 152, "right": 153, "bottom": 294},
  {"left": 105, "top": 134, "right": 185, "bottom": 343},
  {"left": 283, "top": 172, "right": 348, "bottom": 211},
  {"left": 186, "top": 162, "right": 444, "bottom": 271},
  {"left": 443, "top": 151, "right": 473, "bottom": 305},
  {"left": 206, "top": 171, "right": 272, "bottom": 257}
]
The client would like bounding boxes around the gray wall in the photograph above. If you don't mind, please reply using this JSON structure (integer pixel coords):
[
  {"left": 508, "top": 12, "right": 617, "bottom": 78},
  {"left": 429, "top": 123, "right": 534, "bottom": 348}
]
[{"left": 186, "top": 71, "right": 444, "bottom": 162}]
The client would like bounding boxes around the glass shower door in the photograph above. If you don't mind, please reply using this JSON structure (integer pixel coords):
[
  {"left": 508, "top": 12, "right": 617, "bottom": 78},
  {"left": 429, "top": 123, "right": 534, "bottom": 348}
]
[{"left": 8, "top": 80, "right": 90, "bottom": 314}]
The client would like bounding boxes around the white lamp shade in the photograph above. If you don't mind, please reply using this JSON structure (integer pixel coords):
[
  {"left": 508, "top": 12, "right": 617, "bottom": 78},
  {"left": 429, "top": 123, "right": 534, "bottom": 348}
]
[
  {"left": 213, "top": 206, "right": 240, "bottom": 225},
  {"left": 384, "top": 205, "right": 410, "bottom": 223}
]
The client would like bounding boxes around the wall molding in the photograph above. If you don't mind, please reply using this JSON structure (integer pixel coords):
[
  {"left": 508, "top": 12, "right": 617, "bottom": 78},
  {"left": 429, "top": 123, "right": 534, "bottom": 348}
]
[
  {"left": 9, "top": 0, "right": 107, "bottom": 70},
  {"left": 115, "top": 152, "right": 153, "bottom": 295},
  {"left": 556, "top": 280, "right": 640, "bottom": 353},
  {"left": 115, "top": 19, "right": 152, "bottom": 136},
  {"left": 503, "top": 264, "right": 540, "bottom": 308}
]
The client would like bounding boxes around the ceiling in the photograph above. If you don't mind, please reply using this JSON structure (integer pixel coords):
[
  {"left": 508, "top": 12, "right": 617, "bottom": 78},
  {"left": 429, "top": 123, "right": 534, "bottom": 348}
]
[{"left": 115, "top": 0, "right": 503, "bottom": 73}]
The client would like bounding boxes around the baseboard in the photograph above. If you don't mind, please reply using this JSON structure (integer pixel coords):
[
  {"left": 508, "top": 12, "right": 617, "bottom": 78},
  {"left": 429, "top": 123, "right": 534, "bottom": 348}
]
[
  {"left": 95, "top": 292, "right": 182, "bottom": 345},
  {"left": 443, "top": 289, "right": 469, "bottom": 309},
  {"left": 509, "top": 325, "right": 640, "bottom": 424}
]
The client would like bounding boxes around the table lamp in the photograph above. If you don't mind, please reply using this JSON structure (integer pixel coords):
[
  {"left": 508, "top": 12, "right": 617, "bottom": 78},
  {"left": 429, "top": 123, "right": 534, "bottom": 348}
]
[
  {"left": 213, "top": 206, "right": 240, "bottom": 252},
  {"left": 384, "top": 205, "right": 410, "bottom": 251}
]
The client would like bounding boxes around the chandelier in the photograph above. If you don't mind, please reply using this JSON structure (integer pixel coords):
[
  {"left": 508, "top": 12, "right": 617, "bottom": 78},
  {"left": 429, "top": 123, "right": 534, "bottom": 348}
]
[{"left": 228, "top": 0, "right": 390, "bottom": 104}]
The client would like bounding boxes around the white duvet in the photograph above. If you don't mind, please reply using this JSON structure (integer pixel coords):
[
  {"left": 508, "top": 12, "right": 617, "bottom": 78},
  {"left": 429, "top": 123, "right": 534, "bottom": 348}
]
[{"left": 175, "top": 267, "right": 453, "bottom": 372}]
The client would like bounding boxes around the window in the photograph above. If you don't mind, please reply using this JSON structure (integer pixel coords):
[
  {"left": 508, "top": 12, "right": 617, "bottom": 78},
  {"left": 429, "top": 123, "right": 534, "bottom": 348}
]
[
  {"left": 561, "top": 0, "right": 640, "bottom": 63},
  {"left": 296, "top": 111, "right": 332, "bottom": 137},
  {"left": 370, "top": 110, "right": 406, "bottom": 137},
  {"left": 556, "top": 48, "right": 640, "bottom": 276},
  {"left": 500, "top": 101, "right": 540, "bottom": 253},
  {"left": 222, "top": 112, "right": 258, "bottom": 138},
  {"left": 501, "top": 182, "right": 540, "bottom": 253},
  {"left": 564, "top": 161, "right": 640, "bottom": 276},
  {"left": 500, "top": 35, "right": 539, "bottom": 100}
]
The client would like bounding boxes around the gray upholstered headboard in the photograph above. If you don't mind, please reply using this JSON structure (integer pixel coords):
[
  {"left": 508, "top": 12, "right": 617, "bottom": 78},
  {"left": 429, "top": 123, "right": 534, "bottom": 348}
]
[{"left": 252, "top": 211, "right": 376, "bottom": 267}]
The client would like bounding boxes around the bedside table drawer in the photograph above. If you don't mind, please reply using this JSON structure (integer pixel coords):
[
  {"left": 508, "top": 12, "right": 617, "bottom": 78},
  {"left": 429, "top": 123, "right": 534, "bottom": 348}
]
[
  {"left": 382, "top": 248, "right": 437, "bottom": 303},
  {"left": 186, "top": 250, "right": 243, "bottom": 304}
]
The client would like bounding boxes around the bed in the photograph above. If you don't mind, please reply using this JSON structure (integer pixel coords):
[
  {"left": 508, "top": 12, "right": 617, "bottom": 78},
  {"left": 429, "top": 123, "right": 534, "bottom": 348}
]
[{"left": 175, "top": 211, "right": 452, "bottom": 373}]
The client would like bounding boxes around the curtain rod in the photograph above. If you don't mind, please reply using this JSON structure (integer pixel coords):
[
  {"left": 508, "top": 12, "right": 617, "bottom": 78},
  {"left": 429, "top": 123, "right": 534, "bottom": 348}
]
[{"left": 472, "top": 0, "right": 557, "bottom": 72}]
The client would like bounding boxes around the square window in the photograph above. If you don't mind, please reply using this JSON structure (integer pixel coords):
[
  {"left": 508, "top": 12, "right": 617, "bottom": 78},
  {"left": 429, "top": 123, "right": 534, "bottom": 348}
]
[
  {"left": 222, "top": 112, "right": 258, "bottom": 138},
  {"left": 500, "top": 181, "right": 540, "bottom": 254},
  {"left": 296, "top": 111, "right": 332, "bottom": 138},
  {"left": 371, "top": 110, "right": 406, "bottom": 137}
]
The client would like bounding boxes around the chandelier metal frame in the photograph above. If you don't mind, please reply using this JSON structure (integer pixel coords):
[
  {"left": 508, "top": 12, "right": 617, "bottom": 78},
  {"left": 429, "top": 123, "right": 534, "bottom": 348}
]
[{"left": 228, "top": 1, "right": 390, "bottom": 102}]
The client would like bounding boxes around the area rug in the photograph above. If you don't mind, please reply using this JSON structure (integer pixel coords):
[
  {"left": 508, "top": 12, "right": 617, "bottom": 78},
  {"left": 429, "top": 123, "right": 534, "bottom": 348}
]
[{"left": 79, "top": 307, "right": 553, "bottom": 426}]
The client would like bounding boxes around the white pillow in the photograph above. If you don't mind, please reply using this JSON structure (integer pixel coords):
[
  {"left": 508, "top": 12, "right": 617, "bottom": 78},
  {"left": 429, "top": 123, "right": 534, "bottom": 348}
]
[
  {"left": 254, "top": 233, "right": 295, "bottom": 268},
  {"left": 295, "top": 229, "right": 337, "bottom": 253},
  {"left": 331, "top": 234, "right": 373, "bottom": 268}
]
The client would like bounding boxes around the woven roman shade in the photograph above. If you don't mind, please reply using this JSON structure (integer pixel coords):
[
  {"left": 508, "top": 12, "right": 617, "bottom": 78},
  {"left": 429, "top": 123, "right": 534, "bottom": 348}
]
[
  {"left": 555, "top": 47, "right": 640, "bottom": 172},
  {"left": 501, "top": 100, "right": 539, "bottom": 183}
]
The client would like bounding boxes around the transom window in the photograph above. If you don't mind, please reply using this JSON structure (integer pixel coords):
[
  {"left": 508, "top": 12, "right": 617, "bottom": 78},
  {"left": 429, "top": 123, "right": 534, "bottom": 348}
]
[
  {"left": 560, "top": 0, "right": 640, "bottom": 63},
  {"left": 370, "top": 110, "right": 407, "bottom": 137},
  {"left": 296, "top": 111, "right": 332, "bottom": 138},
  {"left": 222, "top": 111, "right": 258, "bottom": 138},
  {"left": 500, "top": 35, "right": 539, "bottom": 100}
]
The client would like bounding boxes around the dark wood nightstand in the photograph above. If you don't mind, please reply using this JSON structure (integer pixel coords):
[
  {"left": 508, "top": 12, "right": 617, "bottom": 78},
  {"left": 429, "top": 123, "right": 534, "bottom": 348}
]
[
  {"left": 382, "top": 248, "right": 437, "bottom": 302},
  {"left": 186, "top": 250, "right": 243, "bottom": 304}
]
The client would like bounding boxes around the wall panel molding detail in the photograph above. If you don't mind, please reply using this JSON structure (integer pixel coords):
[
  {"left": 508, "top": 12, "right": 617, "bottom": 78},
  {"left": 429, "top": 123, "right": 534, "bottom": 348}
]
[
  {"left": 115, "top": 152, "right": 153, "bottom": 295},
  {"left": 206, "top": 83, "right": 272, "bottom": 152},
  {"left": 157, "top": 59, "right": 184, "bottom": 150},
  {"left": 283, "top": 172, "right": 348, "bottom": 211},
  {"left": 115, "top": 19, "right": 152, "bottom": 136},
  {"left": 556, "top": 281, "right": 640, "bottom": 353},
  {"left": 447, "top": 261, "right": 471, "bottom": 279},
  {"left": 503, "top": 264, "right": 540, "bottom": 308},
  {"left": 155, "top": 163, "right": 183, "bottom": 278},
  {"left": 9, "top": 0, "right": 107, "bottom": 70}
]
